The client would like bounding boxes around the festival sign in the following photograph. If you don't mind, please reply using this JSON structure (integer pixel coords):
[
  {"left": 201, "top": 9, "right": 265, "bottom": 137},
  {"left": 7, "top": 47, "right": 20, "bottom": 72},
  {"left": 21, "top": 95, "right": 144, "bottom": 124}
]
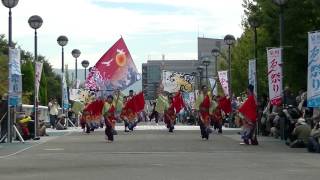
[
  {"left": 218, "top": 71, "right": 229, "bottom": 96},
  {"left": 35, "top": 62, "right": 43, "bottom": 99},
  {"left": 208, "top": 78, "right": 218, "bottom": 96},
  {"left": 9, "top": 48, "right": 22, "bottom": 106},
  {"left": 85, "top": 37, "right": 139, "bottom": 92},
  {"left": 267, "top": 48, "right": 283, "bottom": 106},
  {"left": 162, "top": 71, "right": 195, "bottom": 93},
  {"left": 307, "top": 31, "right": 320, "bottom": 107},
  {"left": 248, "top": 59, "right": 257, "bottom": 95}
]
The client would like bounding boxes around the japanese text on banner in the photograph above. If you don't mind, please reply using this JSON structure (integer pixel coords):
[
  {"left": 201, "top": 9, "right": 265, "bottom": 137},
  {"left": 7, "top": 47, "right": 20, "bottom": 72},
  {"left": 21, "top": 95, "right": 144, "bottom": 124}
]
[
  {"left": 307, "top": 31, "right": 320, "bottom": 107},
  {"left": 218, "top": 71, "right": 229, "bottom": 96},
  {"left": 267, "top": 48, "right": 283, "bottom": 106}
]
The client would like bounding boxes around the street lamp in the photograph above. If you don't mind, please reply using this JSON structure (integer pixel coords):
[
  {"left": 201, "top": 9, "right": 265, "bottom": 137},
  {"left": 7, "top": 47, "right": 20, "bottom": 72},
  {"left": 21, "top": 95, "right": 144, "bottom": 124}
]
[
  {"left": 202, "top": 58, "right": 210, "bottom": 86},
  {"left": 81, "top": 60, "right": 90, "bottom": 80},
  {"left": 273, "top": 0, "right": 288, "bottom": 47},
  {"left": 57, "top": 35, "right": 68, "bottom": 114},
  {"left": 211, "top": 48, "right": 220, "bottom": 77},
  {"left": 224, "top": 34, "right": 235, "bottom": 97},
  {"left": 2, "top": 0, "right": 19, "bottom": 47},
  {"left": 71, "top": 49, "right": 81, "bottom": 88},
  {"left": 248, "top": 16, "right": 260, "bottom": 97},
  {"left": 28, "top": 15, "right": 43, "bottom": 140},
  {"left": 2, "top": 0, "right": 19, "bottom": 143},
  {"left": 197, "top": 66, "right": 204, "bottom": 89}
]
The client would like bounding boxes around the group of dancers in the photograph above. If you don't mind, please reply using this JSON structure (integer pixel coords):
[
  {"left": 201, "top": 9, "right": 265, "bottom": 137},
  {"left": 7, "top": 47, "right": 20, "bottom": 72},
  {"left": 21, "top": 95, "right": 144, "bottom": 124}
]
[{"left": 80, "top": 84, "right": 257, "bottom": 144}]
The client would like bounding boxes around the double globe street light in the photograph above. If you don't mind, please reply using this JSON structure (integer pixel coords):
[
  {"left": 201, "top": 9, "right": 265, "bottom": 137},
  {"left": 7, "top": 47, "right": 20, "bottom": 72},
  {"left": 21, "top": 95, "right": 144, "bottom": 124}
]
[{"left": 28, "top": 15, "right": 43, "bottom": 140}]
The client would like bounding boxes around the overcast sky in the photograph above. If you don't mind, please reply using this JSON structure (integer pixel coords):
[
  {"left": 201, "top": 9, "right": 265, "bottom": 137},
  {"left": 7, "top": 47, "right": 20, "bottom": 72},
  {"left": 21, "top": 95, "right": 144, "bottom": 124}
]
[{"left": 0, "top": 0, "right": 244, "bottom": 72}]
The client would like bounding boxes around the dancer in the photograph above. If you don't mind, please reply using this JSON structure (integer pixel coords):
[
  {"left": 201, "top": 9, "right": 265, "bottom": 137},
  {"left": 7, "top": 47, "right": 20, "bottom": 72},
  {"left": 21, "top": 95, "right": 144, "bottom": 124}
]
[
  {"left": 196, "top": 85, "right": 212, "bottom": 140},
  {"left": 239, "top": 84, "right": 258, "bottom": 145},
  {"left": 164, "top": 95, "right": 176, "bottom": 133},
  {"left": 102, "top": 95, "right": 116, "bottom": 142}
]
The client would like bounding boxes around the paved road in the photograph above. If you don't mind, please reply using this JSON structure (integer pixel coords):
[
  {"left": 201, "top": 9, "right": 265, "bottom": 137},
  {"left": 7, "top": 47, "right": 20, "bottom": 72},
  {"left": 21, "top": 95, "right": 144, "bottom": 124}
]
[{"left": 0, "top": 129, "right": 319, "bottom": 180}]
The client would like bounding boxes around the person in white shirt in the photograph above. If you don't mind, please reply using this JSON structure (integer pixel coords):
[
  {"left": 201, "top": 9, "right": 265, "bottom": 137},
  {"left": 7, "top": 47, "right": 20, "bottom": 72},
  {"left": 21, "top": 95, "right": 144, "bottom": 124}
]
[{"left": 48, "top": 98, "right": 59, "bottom": 129}]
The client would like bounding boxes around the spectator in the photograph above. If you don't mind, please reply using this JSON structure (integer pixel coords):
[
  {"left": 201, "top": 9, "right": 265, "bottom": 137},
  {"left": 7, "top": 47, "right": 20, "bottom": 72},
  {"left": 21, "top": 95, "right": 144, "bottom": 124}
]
[
  {"left": 0, "top": 94, "right": 8, "bottom": 143},
  {"left": 287, "top": 118, "right": 311, "bottom": 148},
  {"left": 56, "top": 115, "right": 67, "bottom": 130},
  {"left": 307, "top": 122, "right": 320, "bottom": 153},
  {"left": 48, "top": 98, "right": 59, "bottom": 129}
]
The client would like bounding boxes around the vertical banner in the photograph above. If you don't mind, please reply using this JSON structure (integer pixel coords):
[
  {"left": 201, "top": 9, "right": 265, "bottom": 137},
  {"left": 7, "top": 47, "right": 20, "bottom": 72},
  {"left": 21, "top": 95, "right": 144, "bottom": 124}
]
[
  {"left": 35, "top": 62, "right": 43, "bottom": 98},
  {"left": 307, "top": 31, "right": 320, "bottom": 107},
  {"left": 63, "top": 75, "right": 69, "bottom": 109},
  {"left": 9, "top": 48, "right": 22, "bottom": 106},
  {"left": 267, "top": 48, "right": 283, "bottom": 106},
  {"left": 218, "top": 71, "right": 229, "bottom": 96},
  {"left": 248, "top": 59, "right": 257, "bottom": 95},
  {"left": 208, "top": 78, "right": 218, "bottom": 96}
]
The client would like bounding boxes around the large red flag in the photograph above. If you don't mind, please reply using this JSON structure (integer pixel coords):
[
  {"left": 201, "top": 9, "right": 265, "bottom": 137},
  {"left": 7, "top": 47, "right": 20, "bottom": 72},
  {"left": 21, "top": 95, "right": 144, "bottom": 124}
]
[
  {"left": 218, "top": 96, "right": 232, "bottom": 114},
  {"left": 238, "top": 95, "right": 257, "bottom": 122},
  {"left": 85, "top": 37, "right": 139, "bottom": 91},
  {"left": 125, "top": 92, "right": 145, "bottom": 113},
  {"left": 133, "top": 92, "right": 145, "bottom": 113},
  {"left": 173, "top": 92, "right": 185, "bottom": 113}
]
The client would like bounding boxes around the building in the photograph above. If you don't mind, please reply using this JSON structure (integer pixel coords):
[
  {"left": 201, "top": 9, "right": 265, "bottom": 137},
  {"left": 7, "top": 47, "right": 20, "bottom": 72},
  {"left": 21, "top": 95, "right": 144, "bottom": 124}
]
[
  {"left": 197, "top": 37, "right": 227, "bottom": 78},
  {"left": 142, "top": 37, "right": 227, "bottom": 100},
  {"left": 142, "top": 60, "right": 204, "bottom": 100}
]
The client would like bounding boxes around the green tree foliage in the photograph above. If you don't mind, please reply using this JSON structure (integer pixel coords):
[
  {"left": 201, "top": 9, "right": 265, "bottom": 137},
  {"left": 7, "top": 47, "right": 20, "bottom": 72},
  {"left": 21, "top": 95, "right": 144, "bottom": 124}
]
[
  {"left": 21, "top": 60, "right": 34, "bottom": 104},
  {"left": 231, "top": 0, "right": 320, "bottom": 97}
]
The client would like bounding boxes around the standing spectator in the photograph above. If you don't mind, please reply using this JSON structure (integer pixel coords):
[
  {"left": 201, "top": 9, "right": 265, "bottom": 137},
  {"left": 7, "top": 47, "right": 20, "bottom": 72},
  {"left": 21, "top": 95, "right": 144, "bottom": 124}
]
[
  {"left": 0, "top": 94, "right": 8, "bottom": 143},
  {"left": 48, "top": 98, "right": 59, "bottom": 129}
]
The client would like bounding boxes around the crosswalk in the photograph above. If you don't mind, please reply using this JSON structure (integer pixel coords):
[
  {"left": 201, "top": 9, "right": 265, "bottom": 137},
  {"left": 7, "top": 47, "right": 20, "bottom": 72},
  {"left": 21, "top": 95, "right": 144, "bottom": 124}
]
[{"left": 47, "top": 125, "right": 240, "bottom": 133}]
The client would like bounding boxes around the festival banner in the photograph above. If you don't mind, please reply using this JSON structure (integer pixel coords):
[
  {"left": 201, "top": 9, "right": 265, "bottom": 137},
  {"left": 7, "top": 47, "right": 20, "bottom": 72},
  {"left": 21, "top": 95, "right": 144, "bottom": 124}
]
[
  {"left": 9, "top": 48, "right": 22, "bottom": 106},
  {"left": 307, "top": 31, "right": 320, "bottom": 107},
  {"left": 69, "top": 89, "right": 90, "bottom": 102},
  {"left": 62, "top": 75, "right": 69, "bottom": 109},
  {"left": 218, "top": 71, "right": 229, "bottom": 96},
  {"left": 267, "top": 48, "right": 283, "bottom": 106},
  {"left": 35, "top": 62, "right": 43, "bottom": 98},
  {"left": 208, "top": 78, "right": 218, "bottom": 96},
  {"left": 85, "top": 37, "right": 139, "bottom": 91},
  {"left": 162, "top": 71, "right": 195, "bottom": 93},
  {"left": 248, "top": 59, "right": 257, "bottom": 95}
]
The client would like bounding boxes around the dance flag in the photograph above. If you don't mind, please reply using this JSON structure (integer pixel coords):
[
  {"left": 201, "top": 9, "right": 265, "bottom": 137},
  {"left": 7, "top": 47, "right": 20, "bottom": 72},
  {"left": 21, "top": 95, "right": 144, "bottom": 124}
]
[
  {"left": 307, "top": 31, "right": 320, "bottom": 107},
  {"left": 125, "top": 92, "right": 145, "bottom": 113},
  {"left": 132, "top": 92, "right": 145, "bottom": 113},
  {"left": 267, "top": 48, "right": 283, "bottom": 106},
  {"left": 162, "top": 71, "right": 195, "bottom": 93},
  {"left": 85, "top": 37, "right": 139, "bottom": 91},
  {"left": 238, "top": 95, "right": 257, "bottom": 122},
  {"left": 173, "top": 91, "right": 185, "bottom": 113},
  {"left": 218, "top": 96, "right": 232, "bottom": 114},
  {"left": 218, "top": 71, "right": 229, "bottom": 96}
]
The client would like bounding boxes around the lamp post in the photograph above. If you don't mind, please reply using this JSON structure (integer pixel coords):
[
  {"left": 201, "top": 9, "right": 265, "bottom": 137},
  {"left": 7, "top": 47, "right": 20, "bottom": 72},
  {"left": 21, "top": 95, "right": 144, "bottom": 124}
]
[
  {"left": 248, "top": 16, "right": 260, "bottom": 97},
  {"left": 224, "top": 34, "right": 235, "bottom": 97},
  {"left": 57, "top": 35, "right": 68, "bottom": 115},
  {"left": 197, "top": 66, "right": 204, "bottom": 89},
  {"left": 273, "top": 0, "right": 288, "bottom": 47},
  {"left": 211, "top": 48, "right": 220, "bottom": 77},
  {"left": 202, "top": 59, "right": 210, "bottom": 86},
  {"left": 28, "top": 15, "right": 43, "bottom": 140},
  {"left": 71, "top": 49, "right": 81, "bottom": 88},
  {"left": 2, "top": 0, "right": 19, "bottom": 143},
  {"left": 81, "top": 60, "right": 90, "bottom": 80}
]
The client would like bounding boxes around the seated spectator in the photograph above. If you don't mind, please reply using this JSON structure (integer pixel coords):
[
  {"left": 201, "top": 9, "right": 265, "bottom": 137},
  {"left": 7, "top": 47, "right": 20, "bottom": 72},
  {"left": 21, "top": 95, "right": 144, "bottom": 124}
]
[
  {"left": 56, "top": 115, "right": 67, "bottom": 130},
  {"left": 307, "top": 122, "right": 320, "bottom": 153},
  {"left": 38, "top": 120, "right": 48, "bottom": 136},
  {"left": 286, "top": 118, "right": 311, "bottom": 148}
]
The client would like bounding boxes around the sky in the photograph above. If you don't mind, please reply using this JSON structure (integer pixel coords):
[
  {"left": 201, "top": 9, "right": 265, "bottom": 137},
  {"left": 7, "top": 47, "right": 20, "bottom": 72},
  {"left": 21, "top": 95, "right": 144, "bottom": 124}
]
[{"left": 0, "top": 0, "right": 244, "bottom": 72}]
